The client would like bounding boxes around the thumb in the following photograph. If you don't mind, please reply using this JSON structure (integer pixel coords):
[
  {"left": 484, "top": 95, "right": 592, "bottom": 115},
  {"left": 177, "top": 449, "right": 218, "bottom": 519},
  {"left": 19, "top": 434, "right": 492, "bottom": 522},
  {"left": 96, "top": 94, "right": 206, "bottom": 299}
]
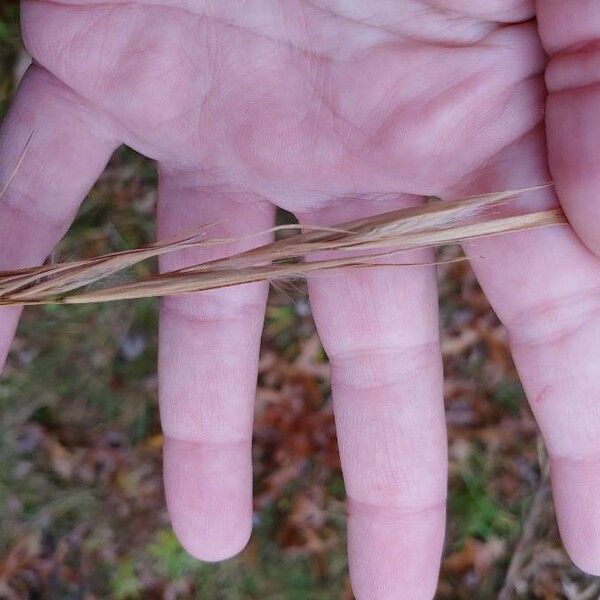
[{"left": 538, "top": 0, "right": 600, "bottom": 254}]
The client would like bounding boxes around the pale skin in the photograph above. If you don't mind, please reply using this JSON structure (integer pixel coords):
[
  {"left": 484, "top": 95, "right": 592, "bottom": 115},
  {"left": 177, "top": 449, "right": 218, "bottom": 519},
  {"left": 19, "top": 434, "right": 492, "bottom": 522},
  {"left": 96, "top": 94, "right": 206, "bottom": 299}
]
[{"left": 1, "top": 0, "right": 600, "bottom": 597}]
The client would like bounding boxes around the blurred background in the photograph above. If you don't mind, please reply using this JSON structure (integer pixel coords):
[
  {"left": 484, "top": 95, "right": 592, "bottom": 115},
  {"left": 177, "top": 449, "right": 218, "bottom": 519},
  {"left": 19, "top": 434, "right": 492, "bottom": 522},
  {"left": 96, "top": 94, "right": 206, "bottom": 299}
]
[{"left": 0, "top": 5, "right": 598, "bottom": 599}]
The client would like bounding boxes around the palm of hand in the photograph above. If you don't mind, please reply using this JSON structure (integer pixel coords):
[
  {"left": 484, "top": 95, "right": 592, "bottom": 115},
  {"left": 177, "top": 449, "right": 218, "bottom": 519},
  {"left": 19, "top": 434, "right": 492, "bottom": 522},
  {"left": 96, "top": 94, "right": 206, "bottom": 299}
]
[
  {"left": 24, "top": 0, "right": 544, "bottom": 198},
  {"left": 2, "top": 2, "right": 600, "bottom": 598}
]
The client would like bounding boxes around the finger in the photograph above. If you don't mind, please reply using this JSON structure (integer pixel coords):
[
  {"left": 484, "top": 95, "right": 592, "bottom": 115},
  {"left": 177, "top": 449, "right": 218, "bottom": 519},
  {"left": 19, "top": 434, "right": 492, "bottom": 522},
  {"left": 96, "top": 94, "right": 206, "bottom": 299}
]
[
  {"left": 537, "top": 0, "right": 600, "bottom": 254},
  {"left": 459, "top": 128, "right": 600, "bottom": 574},
  {"left": 0, "top": 66, "right": 117, "bottom": 368},
  {"left": 157, "top": 171, "right": 275, "bottom": 561},
  {"left": 297, "top": 198, "right": 446, "bottom": 600}
]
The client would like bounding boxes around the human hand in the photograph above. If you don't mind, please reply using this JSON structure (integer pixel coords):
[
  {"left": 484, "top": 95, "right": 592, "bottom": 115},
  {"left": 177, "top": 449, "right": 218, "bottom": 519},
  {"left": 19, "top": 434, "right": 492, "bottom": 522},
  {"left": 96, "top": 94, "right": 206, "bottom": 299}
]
[{"left": 2, "top": 2, "right": 600, "bottom": 598}]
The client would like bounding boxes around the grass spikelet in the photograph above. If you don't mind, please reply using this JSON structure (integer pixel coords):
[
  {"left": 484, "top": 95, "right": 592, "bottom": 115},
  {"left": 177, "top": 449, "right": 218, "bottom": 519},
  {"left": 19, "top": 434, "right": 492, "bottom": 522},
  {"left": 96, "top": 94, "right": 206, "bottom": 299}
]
[{"left": 0, "top": 187, "right": 567, "bottom": 306}]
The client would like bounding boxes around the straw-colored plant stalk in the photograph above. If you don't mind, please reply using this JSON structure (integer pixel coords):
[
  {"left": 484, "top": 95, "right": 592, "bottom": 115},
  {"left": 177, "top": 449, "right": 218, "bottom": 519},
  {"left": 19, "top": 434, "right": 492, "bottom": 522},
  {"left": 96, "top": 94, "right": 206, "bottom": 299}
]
[{"left": 0, "top": 187, "right": 566, "bottom": 306}]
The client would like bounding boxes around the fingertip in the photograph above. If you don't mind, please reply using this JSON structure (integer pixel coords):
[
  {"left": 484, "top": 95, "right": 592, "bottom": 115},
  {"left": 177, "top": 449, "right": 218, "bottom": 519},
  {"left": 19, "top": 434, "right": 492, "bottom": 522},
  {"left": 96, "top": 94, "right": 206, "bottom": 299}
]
[
  {"left": 347, "top": 501, "right": 445, "bottom": 600},
  {"left": 563, "top": 540, "right": 600, "bottom": 577},
  {"left": 551, "top": 455, "right": 600, "bottom": 576},
  {"left": 557, "top": 517, "right": 600, "bottom": 577},
  {"left": 164, "top": 437, "right": 253, "bottom": 563},
  {"left": 172, "top": 513, "right": 252, "bottom": 563}
]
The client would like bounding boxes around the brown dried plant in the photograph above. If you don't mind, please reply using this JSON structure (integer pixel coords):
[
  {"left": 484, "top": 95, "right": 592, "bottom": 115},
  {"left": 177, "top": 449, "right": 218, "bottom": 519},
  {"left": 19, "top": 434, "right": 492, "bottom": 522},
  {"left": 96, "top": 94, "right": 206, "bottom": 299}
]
[{"left": 0, "top": 183, "right": 565, "bottom": 306}]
